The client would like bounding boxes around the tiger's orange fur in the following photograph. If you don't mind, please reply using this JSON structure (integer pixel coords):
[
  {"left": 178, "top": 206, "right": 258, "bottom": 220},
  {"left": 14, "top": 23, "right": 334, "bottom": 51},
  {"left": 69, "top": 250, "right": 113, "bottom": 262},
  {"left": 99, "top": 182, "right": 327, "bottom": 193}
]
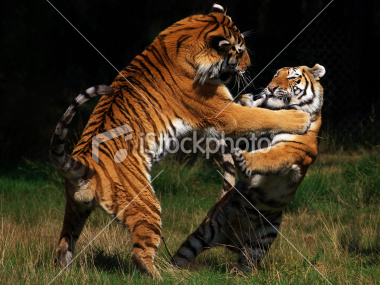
[{"left": 50, "top": 5, "right": 310, "bottom": 279}]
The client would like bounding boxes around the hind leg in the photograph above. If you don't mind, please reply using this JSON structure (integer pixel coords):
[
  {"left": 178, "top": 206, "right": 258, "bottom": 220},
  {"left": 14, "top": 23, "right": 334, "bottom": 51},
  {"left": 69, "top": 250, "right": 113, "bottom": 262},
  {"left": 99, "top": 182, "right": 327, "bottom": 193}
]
[
  {"left": 236, "top": 212, "right": 282, "bottom": 272},
  {"left": 129, "top": 200, "right": 162, "bottom": 280},
  {"left": 171, "top": 192, "right": 236, "bottom": 268},
  {"left": 55, "top": 196, "right": 93, "bottom": 267},
  {"left": 171, "top": 216, "right": 226, "bottom": 268},
  {"left": 105, "top": 181, "right": 162, "bottom": 279}
]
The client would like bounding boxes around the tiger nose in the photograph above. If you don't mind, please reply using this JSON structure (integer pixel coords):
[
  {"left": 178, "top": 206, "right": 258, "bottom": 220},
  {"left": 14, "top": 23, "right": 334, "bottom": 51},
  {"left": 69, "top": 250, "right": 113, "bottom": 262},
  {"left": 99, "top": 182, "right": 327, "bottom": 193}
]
[{"left": 268, "top": 86, "right": 278, "bottom": 93}]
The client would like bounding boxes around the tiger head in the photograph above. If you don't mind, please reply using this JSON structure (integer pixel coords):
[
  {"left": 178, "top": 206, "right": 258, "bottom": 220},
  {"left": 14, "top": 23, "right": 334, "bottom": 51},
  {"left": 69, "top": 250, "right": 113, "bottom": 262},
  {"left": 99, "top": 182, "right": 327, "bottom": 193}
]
[
  {"left": 161, "top": 3, "right": 250, "bottom": 85},
  {"left": 261, "top": 64, "right": 326, "bottom": 113}
]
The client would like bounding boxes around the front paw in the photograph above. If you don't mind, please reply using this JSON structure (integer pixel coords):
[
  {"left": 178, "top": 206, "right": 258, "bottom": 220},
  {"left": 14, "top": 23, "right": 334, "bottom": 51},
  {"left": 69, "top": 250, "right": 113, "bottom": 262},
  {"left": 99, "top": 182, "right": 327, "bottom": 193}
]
[
  {"left": 231, "top": 148, "right": 251, "bottom": 178},
  {"left": 238, "top": 93, "right": 254, "bottom": 107},
  {"left": 238, "top": 93, "right": 266, "bottom": 108},
  {"left": 277, "top": 110, "right": 311, "bottom": 134}
]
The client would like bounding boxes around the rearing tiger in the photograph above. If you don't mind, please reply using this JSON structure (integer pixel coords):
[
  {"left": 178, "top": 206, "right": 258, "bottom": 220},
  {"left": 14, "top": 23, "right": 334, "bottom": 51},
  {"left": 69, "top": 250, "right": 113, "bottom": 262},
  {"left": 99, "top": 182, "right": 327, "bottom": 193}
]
[
  {"left": 50, "top": 4, "right": 310, "bottom": 279},
  {"left": 171, "top": 64, "right": 325, "bottom": 271}
]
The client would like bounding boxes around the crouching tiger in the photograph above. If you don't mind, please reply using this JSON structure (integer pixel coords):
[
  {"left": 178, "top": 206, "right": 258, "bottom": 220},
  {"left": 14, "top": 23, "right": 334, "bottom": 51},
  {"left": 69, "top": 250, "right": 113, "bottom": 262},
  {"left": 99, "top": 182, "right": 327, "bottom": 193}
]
[
  {"left": 171, "top": 64, "right": 325, "bottom": 271},
  {"left": 49, "top": 4, "right": 311, "bottom": 279}
]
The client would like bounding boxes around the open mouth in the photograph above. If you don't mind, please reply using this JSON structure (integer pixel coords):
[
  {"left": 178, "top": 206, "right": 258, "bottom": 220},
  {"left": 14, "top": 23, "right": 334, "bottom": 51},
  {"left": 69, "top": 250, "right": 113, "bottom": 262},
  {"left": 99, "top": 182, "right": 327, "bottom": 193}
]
[
  {"left": 219, "top": 72, "right": 233, "bottom": 82},
  {"left": 219, "top": 67, "right": 242, "bottom": 83}
]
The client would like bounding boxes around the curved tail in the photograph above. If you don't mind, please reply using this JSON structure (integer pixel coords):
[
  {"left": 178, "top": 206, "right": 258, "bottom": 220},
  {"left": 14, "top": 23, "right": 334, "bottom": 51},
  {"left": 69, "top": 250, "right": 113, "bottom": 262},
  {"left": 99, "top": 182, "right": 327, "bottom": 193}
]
[{"left": 50, "top": 85, "right": 114, "bottom": 179}]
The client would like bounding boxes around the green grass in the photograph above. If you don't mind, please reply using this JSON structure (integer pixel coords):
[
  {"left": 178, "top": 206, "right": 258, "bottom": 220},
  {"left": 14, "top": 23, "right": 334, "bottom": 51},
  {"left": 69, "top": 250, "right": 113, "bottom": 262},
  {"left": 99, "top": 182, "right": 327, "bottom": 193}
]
[{"left": 0, "top": 148, "right": 379, "bottom": 284}]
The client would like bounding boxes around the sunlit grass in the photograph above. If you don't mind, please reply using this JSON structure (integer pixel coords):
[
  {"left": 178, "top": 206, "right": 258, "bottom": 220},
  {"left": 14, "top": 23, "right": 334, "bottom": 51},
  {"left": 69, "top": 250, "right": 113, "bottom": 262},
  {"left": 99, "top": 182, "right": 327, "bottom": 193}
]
[{"left": 0, "top": 148, "right": 379, "bottom": 284}]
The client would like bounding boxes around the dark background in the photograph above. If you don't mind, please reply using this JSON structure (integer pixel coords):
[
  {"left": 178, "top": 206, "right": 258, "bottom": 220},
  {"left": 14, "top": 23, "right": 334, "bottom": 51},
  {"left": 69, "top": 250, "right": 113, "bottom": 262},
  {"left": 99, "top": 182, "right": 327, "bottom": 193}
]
[{"left": 0, "top": 0, "right": 379, "bottom": 162}]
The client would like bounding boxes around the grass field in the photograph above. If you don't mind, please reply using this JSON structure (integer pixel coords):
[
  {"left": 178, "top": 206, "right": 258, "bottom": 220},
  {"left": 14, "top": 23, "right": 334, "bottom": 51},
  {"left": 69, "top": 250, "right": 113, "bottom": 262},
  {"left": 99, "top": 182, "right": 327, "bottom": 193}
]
[{"left": 0, "top": 146, "right": 379, "bottom": 284}]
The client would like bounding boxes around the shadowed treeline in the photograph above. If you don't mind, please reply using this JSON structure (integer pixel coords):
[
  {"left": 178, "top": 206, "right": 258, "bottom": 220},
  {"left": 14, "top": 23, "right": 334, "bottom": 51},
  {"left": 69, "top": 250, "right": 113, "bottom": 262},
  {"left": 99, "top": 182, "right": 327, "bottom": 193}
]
[{"left": 0, "top": 0, "right": 378, "bottom": 161}]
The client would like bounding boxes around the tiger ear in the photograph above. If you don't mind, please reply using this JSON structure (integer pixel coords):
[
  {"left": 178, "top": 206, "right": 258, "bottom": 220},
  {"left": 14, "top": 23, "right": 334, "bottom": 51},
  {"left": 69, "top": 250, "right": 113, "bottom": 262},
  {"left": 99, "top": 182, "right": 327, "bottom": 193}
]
[
  {"left": 210, "top": 3, "right": 227, "bottom": 15},
  {"left": 308, "top": 64, "right": 326, "bottom": 81}
]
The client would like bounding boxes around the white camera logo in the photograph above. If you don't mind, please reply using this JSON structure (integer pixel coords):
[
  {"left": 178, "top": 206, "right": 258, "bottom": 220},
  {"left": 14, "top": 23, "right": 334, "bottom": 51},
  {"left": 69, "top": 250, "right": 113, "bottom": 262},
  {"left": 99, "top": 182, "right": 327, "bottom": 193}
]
[{"left": 92, "top": 124, "right": 133, "bottom": 164}]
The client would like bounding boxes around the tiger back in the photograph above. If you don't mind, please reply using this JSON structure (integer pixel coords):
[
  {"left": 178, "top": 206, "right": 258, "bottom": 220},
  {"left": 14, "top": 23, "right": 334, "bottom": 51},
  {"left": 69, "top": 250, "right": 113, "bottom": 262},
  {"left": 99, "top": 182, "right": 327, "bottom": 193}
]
[{"left": 171, "top": 64, "right": 325, "bottom": 271}]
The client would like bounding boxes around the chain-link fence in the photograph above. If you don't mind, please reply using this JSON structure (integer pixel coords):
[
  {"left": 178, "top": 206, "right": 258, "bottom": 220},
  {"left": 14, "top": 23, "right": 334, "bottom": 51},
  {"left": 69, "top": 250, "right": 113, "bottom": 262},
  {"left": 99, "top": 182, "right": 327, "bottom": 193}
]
[{"left": 295, "top": 1, "right": 379, "bottom": 144}]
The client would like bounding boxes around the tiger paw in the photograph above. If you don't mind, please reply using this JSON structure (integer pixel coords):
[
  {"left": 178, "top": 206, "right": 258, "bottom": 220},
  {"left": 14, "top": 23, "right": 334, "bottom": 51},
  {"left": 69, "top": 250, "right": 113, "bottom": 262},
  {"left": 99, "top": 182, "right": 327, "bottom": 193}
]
[
  {"left": 170, "top": 254, "right": 190, "bottom": 269},
  {"left": 239, "top": 93, "right": 266, "bottom": 108},
  {"left": 239, "top": 93, "right": 254, "bottom": 107},
  {"left": 74, "top": 189, "right": 94, "bottom": 204},
  {"left": 231, "top": 148, "right": 251, "bottom": 178},
  {"left": 74, "top": 180, "right": 95, "bottom": 205},
  {"left": 276, "top": 109, "right": 311, "bottom": 135}
]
